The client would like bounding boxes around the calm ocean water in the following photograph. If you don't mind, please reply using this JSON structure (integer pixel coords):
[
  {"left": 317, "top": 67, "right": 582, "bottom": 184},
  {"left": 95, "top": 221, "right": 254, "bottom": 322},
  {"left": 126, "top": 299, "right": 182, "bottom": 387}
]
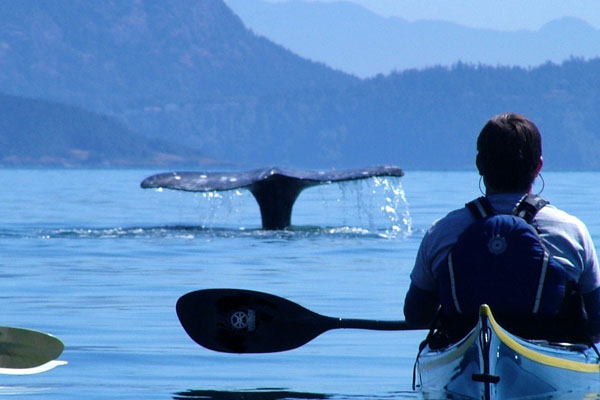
[{"left": 1, "top": 169, "right": 599, "bottom": 399}]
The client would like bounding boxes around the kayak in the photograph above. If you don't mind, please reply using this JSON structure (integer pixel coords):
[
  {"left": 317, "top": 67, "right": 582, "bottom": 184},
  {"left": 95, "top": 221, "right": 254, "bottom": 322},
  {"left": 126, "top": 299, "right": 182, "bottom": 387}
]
[{"left": 414, "top": 304, "right": 600, "bottom": 399}]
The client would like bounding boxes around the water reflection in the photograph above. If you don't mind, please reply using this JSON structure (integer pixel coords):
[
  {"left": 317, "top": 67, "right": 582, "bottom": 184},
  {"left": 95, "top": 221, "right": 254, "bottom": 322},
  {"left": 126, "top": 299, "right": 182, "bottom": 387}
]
[
  {"left": 173, "top": 388, "right": 330, "bottom": 400},
  {"left": 172, "top": 389, "right": 423, "bottom": 400}
]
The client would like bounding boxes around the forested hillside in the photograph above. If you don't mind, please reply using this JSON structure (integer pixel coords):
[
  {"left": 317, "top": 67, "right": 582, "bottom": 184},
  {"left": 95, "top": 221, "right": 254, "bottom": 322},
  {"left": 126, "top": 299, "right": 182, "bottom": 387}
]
[
  {"left": 359, "top": 59, "right": 600, "bottom": 170},
  {"left": 0, "top": 93, "right": 206, "bottom": 166},
  {"left": 0, "top": 0, "right": 599, "bottom": 170}
]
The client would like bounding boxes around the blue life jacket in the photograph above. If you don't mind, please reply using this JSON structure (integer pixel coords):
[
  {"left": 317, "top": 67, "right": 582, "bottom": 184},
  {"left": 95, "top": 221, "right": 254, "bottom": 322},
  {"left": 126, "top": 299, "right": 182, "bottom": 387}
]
[{"left": 437, "top": 195, "right": 568, "bottom": 319}]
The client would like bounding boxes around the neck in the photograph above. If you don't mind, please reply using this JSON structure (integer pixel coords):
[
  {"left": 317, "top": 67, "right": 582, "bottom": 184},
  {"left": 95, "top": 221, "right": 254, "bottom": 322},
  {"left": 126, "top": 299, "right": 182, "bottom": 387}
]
[
  {"left": 485, "top": 187, "right": 532, "bottom": 196},
  {"left": 484, "top": 181, "right": 532, "bottom": 196}
]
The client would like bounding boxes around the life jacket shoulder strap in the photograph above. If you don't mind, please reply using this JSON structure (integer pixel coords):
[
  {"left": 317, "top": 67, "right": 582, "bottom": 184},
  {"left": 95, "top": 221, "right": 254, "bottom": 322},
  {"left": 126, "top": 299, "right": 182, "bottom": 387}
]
[
  {"left": 513, "top": 194, "right": 549, "bottom": 224},
  {"left": 465, "top": 196, "right": 495, "bottom": 219},
  {"left": 465, "top": 195, "right": 549, "bottom": 223}
]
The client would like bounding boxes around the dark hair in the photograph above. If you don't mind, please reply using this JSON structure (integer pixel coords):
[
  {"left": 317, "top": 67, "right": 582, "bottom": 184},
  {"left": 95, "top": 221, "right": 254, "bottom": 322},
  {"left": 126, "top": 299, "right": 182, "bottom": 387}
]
[{"left": 476, "top": 113, "right": 542, "bottom": 192}]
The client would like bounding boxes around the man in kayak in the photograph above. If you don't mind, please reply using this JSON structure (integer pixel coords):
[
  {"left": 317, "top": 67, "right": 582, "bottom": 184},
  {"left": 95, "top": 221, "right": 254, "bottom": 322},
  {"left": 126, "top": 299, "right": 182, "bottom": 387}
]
[{"left": 404, "top": 113, "right": 600, "bottom": 343}]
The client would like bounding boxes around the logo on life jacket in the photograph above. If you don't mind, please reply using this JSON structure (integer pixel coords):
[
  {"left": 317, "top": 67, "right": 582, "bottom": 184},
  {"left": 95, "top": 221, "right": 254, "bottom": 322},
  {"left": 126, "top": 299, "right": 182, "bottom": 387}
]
[{"left": 487, "top": 235, "right": 507, "bottom": 254}]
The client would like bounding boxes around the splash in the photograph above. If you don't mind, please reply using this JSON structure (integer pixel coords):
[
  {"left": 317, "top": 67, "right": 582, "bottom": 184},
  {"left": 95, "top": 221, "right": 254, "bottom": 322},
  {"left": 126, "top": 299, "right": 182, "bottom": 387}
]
[
  {"left": 195, "top": 189, "right": 252, "bottom": 229},
  {"left": 336, "top": 177, "right": 412, "bottom": 238},
  {"left": 173, "top": 176, "right": 412, "bottom": 236}
]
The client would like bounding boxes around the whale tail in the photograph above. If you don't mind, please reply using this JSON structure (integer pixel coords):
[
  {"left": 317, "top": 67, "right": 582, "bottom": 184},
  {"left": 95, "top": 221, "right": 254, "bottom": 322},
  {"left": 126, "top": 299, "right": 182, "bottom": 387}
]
[{"left": 141, "top": 166, "right": 404, "bottom": 230}]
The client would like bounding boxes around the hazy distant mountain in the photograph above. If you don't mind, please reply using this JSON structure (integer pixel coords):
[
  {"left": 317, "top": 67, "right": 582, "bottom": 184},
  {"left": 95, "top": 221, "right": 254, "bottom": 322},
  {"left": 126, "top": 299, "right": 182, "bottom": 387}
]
[
  {"left": 0, "top": 93, "right": 206, "bottom": 167},
  {"left": 0, "top": 0, "right": 599, "bottom": 170},
  {"left": 225, "top": 0, "right": 600, "bottom": 77}
]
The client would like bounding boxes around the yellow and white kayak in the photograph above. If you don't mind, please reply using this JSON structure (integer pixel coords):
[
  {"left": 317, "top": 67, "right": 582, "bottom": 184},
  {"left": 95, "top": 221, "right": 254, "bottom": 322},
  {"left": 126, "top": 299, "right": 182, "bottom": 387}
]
[{"left": 415, "top": 305, "right": 600, "bottom": 399}]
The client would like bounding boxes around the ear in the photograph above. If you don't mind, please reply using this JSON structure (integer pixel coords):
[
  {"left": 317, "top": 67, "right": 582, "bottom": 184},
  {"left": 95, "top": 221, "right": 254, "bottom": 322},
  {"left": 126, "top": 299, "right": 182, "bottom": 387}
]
[{"left": 535, "top": 156, "right": 543, "bottom": 176}]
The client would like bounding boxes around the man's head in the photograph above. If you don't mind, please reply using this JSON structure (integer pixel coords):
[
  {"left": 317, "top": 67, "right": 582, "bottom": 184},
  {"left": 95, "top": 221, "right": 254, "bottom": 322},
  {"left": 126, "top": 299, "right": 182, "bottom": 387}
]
[{"left": 476, "top": 113, "right": 543, "bottom": 193}]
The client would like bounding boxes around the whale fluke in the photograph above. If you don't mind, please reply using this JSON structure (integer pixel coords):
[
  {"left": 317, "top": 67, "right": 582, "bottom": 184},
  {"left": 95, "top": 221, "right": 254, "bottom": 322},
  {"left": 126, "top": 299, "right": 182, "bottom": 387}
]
[{"left": 141, "top": 166, "right": 404, "bottom": 230}]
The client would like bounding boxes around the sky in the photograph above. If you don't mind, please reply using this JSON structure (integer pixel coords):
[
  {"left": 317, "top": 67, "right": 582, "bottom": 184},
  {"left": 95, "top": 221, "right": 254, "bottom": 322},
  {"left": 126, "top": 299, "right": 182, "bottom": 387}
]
[{"left": 266, "top": 0, "right": 600, "bottom": 31}]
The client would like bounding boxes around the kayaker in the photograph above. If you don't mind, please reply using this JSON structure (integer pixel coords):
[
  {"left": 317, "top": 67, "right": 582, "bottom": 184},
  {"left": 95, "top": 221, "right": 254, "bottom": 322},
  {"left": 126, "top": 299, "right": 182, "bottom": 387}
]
[{"left": 404, "top": 113, "right": 600, "bottom": 343}]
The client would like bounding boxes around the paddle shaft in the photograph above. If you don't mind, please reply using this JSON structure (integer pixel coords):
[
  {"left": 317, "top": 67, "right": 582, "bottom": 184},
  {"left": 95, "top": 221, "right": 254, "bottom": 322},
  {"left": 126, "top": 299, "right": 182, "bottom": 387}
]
[{"left": 333, "top": 317, "right": 410, "bottom": 331}]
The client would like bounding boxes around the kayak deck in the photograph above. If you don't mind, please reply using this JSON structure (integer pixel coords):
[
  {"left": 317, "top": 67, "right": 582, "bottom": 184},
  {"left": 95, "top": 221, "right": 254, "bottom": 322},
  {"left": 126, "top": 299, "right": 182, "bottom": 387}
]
[{"left": 415, "top": 305, "right": 600, "bottom": 399}]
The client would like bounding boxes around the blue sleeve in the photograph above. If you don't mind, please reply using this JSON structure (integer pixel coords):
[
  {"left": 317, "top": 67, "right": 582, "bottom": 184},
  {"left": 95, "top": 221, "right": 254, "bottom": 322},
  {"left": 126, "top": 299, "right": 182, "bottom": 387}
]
[
  {"left": 404, "top": 283, "right": 439, "bottom": 328},
  {"left": 409, "top": 229, "right": 438, "bottom": 291},
  {"left": 410, "top": 208, "right": 475, "bottom": 291}
]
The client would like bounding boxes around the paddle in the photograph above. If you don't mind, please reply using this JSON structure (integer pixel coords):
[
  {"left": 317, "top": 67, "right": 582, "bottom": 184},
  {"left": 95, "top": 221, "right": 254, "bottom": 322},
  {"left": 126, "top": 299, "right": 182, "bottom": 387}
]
[
  {"left": 0, "top": 360, "right": 68, "bottom": 375},
  {"left": 176, "top": 288, "right": 413, "bottom": 353},
  {"left": 0, "top": 326, "right": 65, "bottom": 371}
]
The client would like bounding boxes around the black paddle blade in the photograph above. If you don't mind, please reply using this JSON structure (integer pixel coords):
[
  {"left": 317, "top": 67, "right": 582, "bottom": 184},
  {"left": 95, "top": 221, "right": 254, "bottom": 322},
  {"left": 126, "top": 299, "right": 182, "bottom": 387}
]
[{"left": 176, "top": 289, "right": 337, "bottom": 353}]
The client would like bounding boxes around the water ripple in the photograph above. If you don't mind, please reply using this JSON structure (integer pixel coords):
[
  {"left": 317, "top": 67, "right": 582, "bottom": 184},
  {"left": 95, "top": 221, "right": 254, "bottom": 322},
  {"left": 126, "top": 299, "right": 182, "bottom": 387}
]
[{"left": 1, "top": 224, "right": 412, "bottom": 241}]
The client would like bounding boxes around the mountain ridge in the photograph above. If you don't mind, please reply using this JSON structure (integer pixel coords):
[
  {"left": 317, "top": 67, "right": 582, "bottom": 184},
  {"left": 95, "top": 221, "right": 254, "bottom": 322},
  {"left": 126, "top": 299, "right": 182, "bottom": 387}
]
[
  {"left": 0, "top": 0, "right": 599, "bottom": 170},
  {"left": 224, "top": 0, "right": 600, "bottom": 77}
]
